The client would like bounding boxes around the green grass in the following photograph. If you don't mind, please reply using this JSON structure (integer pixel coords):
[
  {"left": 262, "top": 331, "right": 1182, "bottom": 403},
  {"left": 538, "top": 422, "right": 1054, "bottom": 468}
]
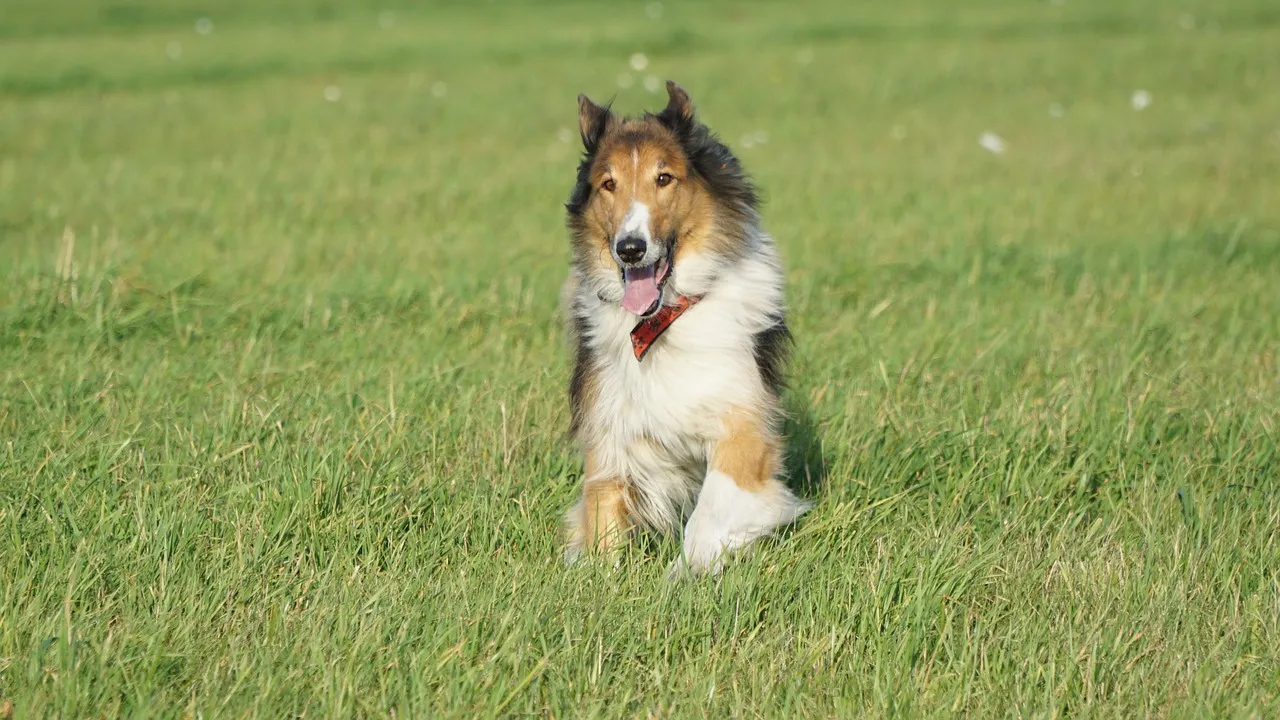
[{"left": 2, "top": 0, "right": 1279, "bottom": 716}]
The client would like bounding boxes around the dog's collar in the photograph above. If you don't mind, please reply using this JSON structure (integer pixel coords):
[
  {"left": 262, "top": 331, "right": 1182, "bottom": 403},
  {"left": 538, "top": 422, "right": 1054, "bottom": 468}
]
[{"left": 630, "top": 294, "right": 703, "bottom": 361}]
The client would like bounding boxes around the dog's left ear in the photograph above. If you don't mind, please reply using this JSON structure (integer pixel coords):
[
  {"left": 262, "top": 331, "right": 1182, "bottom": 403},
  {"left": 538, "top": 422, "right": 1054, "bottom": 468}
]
[
  {"left": 578, "top": 94, "right": 614, "bottom": 153},
  {"left": 657, "top": 81, "right": 695, "bottom": 134}
]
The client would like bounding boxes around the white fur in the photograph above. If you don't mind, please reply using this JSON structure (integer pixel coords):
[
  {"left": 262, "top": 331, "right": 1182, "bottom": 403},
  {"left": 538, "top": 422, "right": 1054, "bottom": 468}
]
[
  {"left": 674, "top": 471, "right": 812, "bottom": 576},
  {"left": 615, "top": 202, "right": 664, "bottom": 269},
  {"left": 566, "top": 225, "right": 810, "bottom": 573},
  {"left": 618, "top": 201, "right": 652, "bottom": 240}
]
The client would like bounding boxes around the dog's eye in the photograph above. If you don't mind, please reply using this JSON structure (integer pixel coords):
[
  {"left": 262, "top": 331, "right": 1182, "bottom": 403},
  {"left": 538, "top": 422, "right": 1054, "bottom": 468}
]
[
  {"left": 601, "top": 178, "right": 616, "bottom": 192},
  {"left": 655, "top": 172, "right": 674, "bottom": 188}
]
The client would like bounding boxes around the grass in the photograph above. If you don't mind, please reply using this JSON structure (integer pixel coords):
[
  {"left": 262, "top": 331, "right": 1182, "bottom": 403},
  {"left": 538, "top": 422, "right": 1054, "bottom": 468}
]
[{"left": 2, "top": 0, "right": 1279, "bottom": 716}]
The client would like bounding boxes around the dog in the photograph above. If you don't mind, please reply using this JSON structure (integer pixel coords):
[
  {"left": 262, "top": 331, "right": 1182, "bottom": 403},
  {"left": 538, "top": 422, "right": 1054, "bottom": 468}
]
[{"left": 561, "top": 81, "right": 811, "bottom": 576}]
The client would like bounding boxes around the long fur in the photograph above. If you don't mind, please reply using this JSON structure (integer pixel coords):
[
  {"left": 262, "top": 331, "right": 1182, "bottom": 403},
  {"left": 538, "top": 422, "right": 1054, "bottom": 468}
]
[{"left": 561, "top": 82, "right": 810, "bottom": 574}]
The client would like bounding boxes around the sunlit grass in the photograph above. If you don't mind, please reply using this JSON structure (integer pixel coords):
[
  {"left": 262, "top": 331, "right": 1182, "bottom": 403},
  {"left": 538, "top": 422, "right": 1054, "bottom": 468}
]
[{"left": 2, "top": 0, "right": 1278, "bottom": 716}]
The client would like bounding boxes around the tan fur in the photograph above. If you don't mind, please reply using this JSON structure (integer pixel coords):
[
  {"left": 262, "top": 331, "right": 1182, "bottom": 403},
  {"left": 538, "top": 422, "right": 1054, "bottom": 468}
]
[
  {"left": 568, "top": 454, "right": 633, "bottom": 554},
  {"left": 673, "top": 209, "right": 742, "bottom": 268},
  {"left": 572, "top": 118, "right": 720, "bottom": 268},
  {"left": 712, "top": 407, "right": 780, "bottom": 493}
]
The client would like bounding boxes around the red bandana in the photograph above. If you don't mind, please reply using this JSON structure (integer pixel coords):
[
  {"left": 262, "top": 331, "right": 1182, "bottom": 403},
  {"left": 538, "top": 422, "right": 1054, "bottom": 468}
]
[{"left": 629, "top": 294, "right": 703, "bottom": 361}]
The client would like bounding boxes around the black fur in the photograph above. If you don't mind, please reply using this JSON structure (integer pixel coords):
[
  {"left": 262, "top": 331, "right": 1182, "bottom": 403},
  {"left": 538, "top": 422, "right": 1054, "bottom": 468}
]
[
  {"left": 564, "top": 150, "right": 596, "bottom": 222},
  {"left": 752, "top": 318, "right": 791, "bottom": 396},
  {"left": 565, "top": 99, "right": 613, "bottom": 221},
  {"left": 567, "top": 310, "right": 594, "bottom": 435},
  {"left": 650, "top": 109, "right": 759, "bottom": 229}
]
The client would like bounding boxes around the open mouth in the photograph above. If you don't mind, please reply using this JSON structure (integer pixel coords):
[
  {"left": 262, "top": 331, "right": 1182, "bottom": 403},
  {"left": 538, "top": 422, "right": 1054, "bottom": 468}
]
[{"left": 620, "top": 256, "right": 671, "bottom": 317}]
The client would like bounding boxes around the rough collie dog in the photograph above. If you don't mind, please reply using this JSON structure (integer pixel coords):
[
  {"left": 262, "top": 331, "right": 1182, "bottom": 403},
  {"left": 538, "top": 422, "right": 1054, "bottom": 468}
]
[{"left": 561, "top": 81, "right": 811, "bottom": 575}]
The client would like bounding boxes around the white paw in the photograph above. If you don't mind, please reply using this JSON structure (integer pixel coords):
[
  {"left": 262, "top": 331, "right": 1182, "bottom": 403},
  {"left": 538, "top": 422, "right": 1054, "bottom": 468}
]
[
  {"left": 666, "top": 546, "right": 727, "bottom": 580},
  {"left": 676, "top": 471, "right": 811, "bottom": 576}
]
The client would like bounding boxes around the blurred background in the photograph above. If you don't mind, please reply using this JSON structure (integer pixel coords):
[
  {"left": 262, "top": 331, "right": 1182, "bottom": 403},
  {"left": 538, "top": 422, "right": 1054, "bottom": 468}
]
[
  {"left": 5, "top": 0, "right": 1278, "bottom": 293},
  {"left": 4, "top": 0, "right": 1277, "bottom": 422}
]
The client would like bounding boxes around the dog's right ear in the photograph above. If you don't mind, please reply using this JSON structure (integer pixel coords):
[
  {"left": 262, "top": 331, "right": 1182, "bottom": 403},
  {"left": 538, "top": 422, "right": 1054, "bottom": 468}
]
[
  {"left": 578, "top": 94, "right": 613, "bottom": 152},
  {"left": 656, "top": 81, "right": 695, "bottom": 137}
]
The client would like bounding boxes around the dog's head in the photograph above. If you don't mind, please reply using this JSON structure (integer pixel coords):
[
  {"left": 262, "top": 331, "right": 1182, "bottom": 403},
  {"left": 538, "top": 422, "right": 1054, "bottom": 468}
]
[{"left": 565, "top": 82, "right": 758, "bottom": 317}]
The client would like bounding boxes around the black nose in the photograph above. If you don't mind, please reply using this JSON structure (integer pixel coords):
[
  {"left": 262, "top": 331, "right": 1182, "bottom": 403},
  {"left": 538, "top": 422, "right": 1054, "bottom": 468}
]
[{"left": 615, "top": 236, "right": 647, "bottom": 264}]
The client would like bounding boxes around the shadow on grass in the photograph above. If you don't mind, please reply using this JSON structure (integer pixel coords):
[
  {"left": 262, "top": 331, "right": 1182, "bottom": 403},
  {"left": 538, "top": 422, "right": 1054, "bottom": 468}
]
[{"left": 782, "top": 395, "right": 829, "bottom": 503}]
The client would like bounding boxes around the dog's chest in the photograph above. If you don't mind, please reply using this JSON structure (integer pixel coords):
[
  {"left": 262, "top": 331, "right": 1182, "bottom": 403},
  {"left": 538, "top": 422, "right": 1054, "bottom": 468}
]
[{"left": 588, "top": 299, "right": 760, "bottom": 445}]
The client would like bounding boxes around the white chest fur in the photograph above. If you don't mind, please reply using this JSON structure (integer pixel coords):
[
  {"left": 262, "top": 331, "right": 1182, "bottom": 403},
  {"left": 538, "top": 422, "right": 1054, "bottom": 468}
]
[{"left": 573, "top": 248, "right": 785, "bottom": 532}]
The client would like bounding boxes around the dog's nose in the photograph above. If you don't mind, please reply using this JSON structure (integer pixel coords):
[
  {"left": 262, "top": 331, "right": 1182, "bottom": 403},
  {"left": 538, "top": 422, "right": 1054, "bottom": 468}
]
[{"left": 615, "top": 236, "right": 647, "bottom": 264}]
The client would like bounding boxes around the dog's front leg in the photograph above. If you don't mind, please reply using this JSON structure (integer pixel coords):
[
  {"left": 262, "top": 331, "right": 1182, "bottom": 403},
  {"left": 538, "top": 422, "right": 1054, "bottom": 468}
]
[
  {"left": 564, "top": 452, "right": 633, "bottom": 564},
  {"left": 673, "top": 409, "right": 812, "bottom": 576}
]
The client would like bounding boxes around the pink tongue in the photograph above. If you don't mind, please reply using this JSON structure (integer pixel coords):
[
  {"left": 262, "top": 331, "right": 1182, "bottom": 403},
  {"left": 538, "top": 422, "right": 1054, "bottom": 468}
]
[{"left": 621, "top": 265, "right": 661, "bottom": 315}]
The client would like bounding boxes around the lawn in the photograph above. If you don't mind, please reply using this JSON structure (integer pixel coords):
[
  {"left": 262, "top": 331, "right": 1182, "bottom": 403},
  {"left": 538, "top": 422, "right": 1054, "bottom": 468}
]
[{"left": 2, "top": 0, "right": 1279, "bottom": 716}]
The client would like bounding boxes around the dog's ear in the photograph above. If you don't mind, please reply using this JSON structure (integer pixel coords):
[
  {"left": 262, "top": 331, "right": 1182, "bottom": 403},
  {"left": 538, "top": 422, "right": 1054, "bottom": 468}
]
[
  {"left": 657, "top": 81, "right": 695, "bottom": 134},
  {"left": 578, "top": 94, "right": 613, "bottom": 152}
]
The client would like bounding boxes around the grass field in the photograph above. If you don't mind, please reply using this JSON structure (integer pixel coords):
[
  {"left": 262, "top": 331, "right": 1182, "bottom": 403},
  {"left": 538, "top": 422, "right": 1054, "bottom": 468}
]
[{"left": 3, "top": 0, "right": 1280, "bottom": 716}]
